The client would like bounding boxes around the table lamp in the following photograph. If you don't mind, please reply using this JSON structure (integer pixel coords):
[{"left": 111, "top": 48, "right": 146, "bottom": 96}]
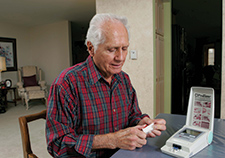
[{"left": 0, "top": 56, "right": 6, "bottom": 82}]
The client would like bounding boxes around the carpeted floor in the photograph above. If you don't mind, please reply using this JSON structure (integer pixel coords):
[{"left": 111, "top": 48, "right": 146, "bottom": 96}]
[{"left": 0, "top": 100, "right": 51, "bottom": 158}]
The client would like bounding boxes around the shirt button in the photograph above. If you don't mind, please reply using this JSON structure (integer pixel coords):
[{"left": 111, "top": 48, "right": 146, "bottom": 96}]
[
  {"left": 115, "top": 127, "right": 118, "bottom": 131},
  {"left": 113, "top": 109, "right": 116, "bottom": 112}
]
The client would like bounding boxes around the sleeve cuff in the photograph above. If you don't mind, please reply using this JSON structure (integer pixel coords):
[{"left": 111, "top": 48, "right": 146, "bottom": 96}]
[
  {"left": 130, "top": 114, "right": 150, "bottom": 126},
  {"left": 75, "top": 134, "right": 94, "bottom": 157}
]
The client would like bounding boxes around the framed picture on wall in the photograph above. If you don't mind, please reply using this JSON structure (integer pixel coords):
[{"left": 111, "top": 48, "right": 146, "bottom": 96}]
[{"left": 0, "top": 37, "right": 18, "bottom": 71}]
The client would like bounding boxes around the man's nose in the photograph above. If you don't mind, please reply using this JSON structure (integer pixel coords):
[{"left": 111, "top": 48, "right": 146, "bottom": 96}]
[{"left": 115, "top": 48, "right": 123, "bottom": 61}]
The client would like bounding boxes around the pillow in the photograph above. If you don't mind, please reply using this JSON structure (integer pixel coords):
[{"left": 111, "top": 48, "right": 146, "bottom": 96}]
[{"left": 23, "top": 75, "right": 38, "bottom": 87}]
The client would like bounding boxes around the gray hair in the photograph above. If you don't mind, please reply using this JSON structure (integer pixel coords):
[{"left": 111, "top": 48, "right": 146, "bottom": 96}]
[{"left": 85, "top": 13, "right": 130, "bottom": 51}]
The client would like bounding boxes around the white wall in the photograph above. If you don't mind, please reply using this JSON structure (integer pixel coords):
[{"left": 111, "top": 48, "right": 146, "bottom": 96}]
[
  {"left": 0, "top": 23, "right": 30, "bottom": 87},
  {"left": 28, "top": 21, "right": 71, "bottom": 87},
  {"left": 96, "top": 0, "right": 154, "bottom": 117},
  {"left": 0, "top": 21, "right": 71, "bottom": 92}
]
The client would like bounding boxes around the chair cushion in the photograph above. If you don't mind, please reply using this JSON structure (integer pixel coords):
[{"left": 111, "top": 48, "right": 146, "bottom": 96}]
[
  {"left": 27, "top": 90, "right": 45, "bottom": 99},
  {"left": 23, "top": 75, "right": 38, "bottom": 87},
  {"left": 25, "top": 86, "right": 41, "bottom": 91}
]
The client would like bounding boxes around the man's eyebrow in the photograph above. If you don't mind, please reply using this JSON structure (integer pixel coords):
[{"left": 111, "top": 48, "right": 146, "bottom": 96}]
[{"left": 106, "top": 44, "right": 129, "bottom": 48}]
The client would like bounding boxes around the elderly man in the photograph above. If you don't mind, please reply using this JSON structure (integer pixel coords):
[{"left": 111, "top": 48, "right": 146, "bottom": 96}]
[{"left": 46, "top": 13, "right": 166, "bottom": 158}]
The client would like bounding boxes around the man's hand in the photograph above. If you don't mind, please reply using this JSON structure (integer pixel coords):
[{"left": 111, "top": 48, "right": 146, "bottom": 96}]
[
  {"left": 138, "top": 117, "right": 166, "bottom": 138},
  {"left": 93, "top": 125, "right": 147, "bottom": 150},
  {"left": 92, "top": 118, "right": 166, "bottom": 151},
  {"left": 113, "top": 125, "right": 147, "bottom": 150}
]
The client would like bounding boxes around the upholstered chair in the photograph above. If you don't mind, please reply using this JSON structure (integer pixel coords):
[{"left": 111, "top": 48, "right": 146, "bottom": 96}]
[{"left": 17, "top": 66, "right": 48, "bottom": 110}]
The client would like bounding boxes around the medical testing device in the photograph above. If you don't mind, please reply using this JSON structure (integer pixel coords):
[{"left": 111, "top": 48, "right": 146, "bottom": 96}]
[{"left": 161, "top": 87, "right": 214, "bottom": 158}]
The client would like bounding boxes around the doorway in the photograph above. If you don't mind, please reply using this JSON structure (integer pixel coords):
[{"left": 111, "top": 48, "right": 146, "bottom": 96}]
[
  {"left": 171, "top": 0, "right": 222, "bottom": 118},
  {"left": 71, "top": 22, "right": 89, "bottom": 65}
]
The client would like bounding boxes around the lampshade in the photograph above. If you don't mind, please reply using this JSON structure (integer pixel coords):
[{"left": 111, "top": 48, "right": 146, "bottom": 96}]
[{"left": 0, "top": 56, "right": 6, "bottom": 72}]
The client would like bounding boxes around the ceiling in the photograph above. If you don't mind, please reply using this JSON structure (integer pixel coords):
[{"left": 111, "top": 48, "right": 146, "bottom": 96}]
[
  {"left": 0, "top": 0, "right": 96, "bottom": 27},
  {"left": 0, "top": 0, "right": 222, "bottom": 41}
]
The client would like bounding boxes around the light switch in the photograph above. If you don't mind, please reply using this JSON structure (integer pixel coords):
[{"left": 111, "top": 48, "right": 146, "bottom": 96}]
[{"left": 130, "top": 50, "right": 137, "bottom": 60}]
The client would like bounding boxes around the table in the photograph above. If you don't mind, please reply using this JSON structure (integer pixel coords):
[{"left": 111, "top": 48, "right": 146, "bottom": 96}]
[
  {"left": 5, "top": 87, "right": 17, "bottom": 106},
  {"left": 0, "top": 88, "right": 7, "bottom": 113},
  {"left": 111, "top": 113, "right": 225, "bottom": 158}
]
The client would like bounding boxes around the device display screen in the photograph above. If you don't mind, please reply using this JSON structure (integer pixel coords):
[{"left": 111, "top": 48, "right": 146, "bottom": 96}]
[
  {"left": 174, "top": 128, "right": 203, "bottom": 142},
  {"left": 181, "top": 129, "right": 201, "bottom": 137}
]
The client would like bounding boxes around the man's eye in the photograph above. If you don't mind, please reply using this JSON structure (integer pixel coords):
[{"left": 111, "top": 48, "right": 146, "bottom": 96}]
[
  {"left": 122, "top": 47, "right": 128, "bottom": 51},
  {"left": 122, "top": 47, "right": 129, "bottom": 51},
  {"left": 108, "top": 48, "right": 116, "bottom": 52}
]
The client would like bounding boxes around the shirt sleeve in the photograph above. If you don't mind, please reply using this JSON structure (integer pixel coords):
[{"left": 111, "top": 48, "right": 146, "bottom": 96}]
[{"left": 46, "top": 79, "right": 94, "bottom": 158}]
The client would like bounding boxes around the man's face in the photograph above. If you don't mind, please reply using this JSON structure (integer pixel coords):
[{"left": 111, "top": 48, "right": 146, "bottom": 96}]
[{"left": 88, "top": 21, "right": 129, "bottom": 81}]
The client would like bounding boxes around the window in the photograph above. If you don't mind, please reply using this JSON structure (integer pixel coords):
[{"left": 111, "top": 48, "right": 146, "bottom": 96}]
[{"left": 208, "top": 48, "right": 215, "bottom": 65}]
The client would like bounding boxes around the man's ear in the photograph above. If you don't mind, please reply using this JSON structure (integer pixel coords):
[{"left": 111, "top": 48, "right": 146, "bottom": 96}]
[{"left": 87, "top": 41, "right": 95, "bottom": 56}]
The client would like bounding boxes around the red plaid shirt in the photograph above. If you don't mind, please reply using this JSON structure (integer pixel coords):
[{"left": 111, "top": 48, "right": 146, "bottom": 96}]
[{"left": 46, "top": 55, "right": 148, "bottom": 157}]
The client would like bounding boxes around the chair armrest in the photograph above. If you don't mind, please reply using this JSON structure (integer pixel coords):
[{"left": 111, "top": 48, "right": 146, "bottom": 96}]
[
  {"left": 17, "top": 82, "right": 24, "bottom": 89},
  {"left": 19, "top": 110, "right": 46, "bottom": 158},
  {"left": 39, "top": 81, "right": 48, "bottom": 92},
  {"left": 17, "top": 88, "right": 25, "bottom": 97},
  {"left": 41, "top": 86, "right": 47, "bottom": 91},
  {"left": 38, "top": 80, "right": 46, "bottom": 87},
  {"left": 28, "top": 153, "right": 38, "bottom": 158},
  {"left": 17, "top": 82, "right": 25, "bottom": 97},
  {"left": 18, "top": 88, "right": 25, "bottom": 92}
]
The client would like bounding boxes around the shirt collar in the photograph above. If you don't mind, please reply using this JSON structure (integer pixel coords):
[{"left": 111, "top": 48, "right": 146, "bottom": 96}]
[{"left": 86, "top": 55, "right": 122, "bottom": 85}]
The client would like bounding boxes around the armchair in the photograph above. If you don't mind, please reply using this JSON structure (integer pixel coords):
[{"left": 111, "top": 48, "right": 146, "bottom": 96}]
[{"left": 17, "top": 66, "right": 48, "bottom": 110}]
